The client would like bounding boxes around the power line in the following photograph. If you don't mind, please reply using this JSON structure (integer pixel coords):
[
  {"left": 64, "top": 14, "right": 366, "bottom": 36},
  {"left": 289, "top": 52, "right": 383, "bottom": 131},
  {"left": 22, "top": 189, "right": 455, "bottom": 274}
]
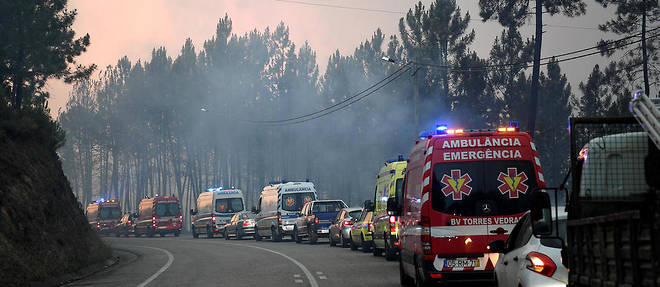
[
  {"left": 244, "top": 62, "right": 413, "bottom": 124},
  {"left": 412, "top": 28, "right": 660, "bottom": 72},
  {"left": 271, "top": 0, "right": 603, "bottom": 31}
]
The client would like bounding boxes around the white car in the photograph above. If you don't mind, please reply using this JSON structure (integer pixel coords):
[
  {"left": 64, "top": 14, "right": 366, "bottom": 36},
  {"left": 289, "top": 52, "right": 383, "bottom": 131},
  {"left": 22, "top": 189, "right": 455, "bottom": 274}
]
[{"left": 491, "top": 211, "right": 568, "bottom": 287}]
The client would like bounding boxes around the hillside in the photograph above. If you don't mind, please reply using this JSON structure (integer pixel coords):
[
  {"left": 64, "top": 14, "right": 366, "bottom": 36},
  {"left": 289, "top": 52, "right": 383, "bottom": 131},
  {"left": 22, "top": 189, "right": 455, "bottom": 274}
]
[{"left": 0, "top": 109, "right": 110, "bottom": 286}]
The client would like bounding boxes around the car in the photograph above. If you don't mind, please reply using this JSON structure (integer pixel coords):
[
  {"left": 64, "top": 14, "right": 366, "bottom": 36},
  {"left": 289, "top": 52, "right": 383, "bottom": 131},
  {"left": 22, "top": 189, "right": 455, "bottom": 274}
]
[
  {"left": 224, "top": 212, "right": 256, "bottom": 240},
  {"left": 329, "top": 207, "right": 362, "bottom": 247},
  {"left": 293, "top": 200, "right": 347, "bottom": 244},
  {"left": 350, "top": 204, "right": 374, "bottom": 252},
  {"left": 490, "top": 209, "right": 568, "bottom": 287},
  {"left": 115, "top": 212, "right": 137, "bottom": 237}
]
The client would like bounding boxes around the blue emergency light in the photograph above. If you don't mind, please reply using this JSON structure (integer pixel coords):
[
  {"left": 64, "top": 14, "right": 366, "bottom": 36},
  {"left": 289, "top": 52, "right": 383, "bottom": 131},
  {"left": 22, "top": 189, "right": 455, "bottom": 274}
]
[{"left": 436, "top": 124, "right": 449, "bottom": 135}]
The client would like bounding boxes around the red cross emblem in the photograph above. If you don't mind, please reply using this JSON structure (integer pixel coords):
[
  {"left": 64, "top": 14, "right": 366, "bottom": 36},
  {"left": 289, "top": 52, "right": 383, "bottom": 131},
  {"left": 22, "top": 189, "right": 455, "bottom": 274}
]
[
  {"left": 285, "top": 197, "right": 295, "bottom": 206},
  {"left": 303, "top": 196, "right": 313, "bottom": 203},
  {"left": 497, "top": 168, "right": 529, "bottom": 198},
  {"left": 440, "top": 169, "right": 473, "bottom": 200}
]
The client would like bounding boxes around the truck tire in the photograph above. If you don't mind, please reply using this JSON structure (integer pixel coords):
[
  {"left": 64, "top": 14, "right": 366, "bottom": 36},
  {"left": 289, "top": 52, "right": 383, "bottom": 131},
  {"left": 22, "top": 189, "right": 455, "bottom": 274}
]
[
  {"left": 148, "top": 228, "right": 155, "bottom": 238},
  {"left": 271, "top": 226, "right": 282, "bottom": 242},
  {"left": 340, "top": 234, "right": 348, "bottom": 248},
  {"left": 309, "top": 230, "right": 318, "bottom": 244},
  {"left": 295, "top": 227, "right": 302, "bottom": 243},
  {"left": 254, "top": 227, "right": 262, "bottom": 241},
  {"left": 225, "top": 230, "right": 230, "bottom": 240},
  {"left": 207, "top": 226, "right": 214, "bottom": 238},
  {"left": 385, "top": 236, "right": 397, "bottom": 261},
  {"left": 400, "top": 257, "right": 414, "bottom": 286},
  {"left": 350, "top": 236, "right": 358, "bottom": 251},
  {"left": 373, "top": 244, "right": 383, "bottom": 256},
  {"left": 192, "top": 226, "right": 199, "bottom": 238},
  {"left": 361, "top": 234, "right": 371, "bottom": 253},
  {"left": 414, "top": 259, "right": 430, "bottom": 287},
  {"left": 329, "top": 234, "right": 336, "bottom": 246},
  {"left": 174, "top": 231, "right": 180, "bottom": 237}
]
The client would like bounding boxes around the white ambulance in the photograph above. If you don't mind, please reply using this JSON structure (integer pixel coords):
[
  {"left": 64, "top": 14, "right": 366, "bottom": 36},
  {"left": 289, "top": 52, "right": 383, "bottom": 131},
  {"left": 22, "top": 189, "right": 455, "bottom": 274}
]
[
  {"left": 191, "top": 187, "right": 245, "bottom": 238},
  {"left": 253, "top": 181, "right": 317, "bottom": 242}
]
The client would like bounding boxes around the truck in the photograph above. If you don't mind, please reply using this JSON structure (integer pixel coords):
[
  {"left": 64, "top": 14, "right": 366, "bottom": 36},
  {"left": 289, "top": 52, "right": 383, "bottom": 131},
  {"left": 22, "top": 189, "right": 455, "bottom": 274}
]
[
  {"left": 135, "top": 195, "right": 182, "bottom": 237},
  {"left": 253, "top": 181, "right": 318, "bottom": 242},
  {"left": 563, "top": 92, "right": 660, "bottom": 286},
  {"left": 191, "top": 187, "right": 245, "bottom": 238},
  {"left": 371, "top": 155, "right": 407, "bottom": 260},
  {"left": 388, "top": 123, "right": 546, "bottom": 285},
  {"left": 86, "top": 199, "right": 122, "bottom": 235}
]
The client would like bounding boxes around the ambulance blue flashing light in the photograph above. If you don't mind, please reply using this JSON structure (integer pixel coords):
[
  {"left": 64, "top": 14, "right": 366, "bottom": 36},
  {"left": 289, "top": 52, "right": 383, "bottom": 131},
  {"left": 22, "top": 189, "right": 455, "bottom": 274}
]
[
  {"left": 419, "top": 131, "right": 430, "bottom": 140},
  {"left": 435, "top": 124, "right": 448, "bottom": 135}
]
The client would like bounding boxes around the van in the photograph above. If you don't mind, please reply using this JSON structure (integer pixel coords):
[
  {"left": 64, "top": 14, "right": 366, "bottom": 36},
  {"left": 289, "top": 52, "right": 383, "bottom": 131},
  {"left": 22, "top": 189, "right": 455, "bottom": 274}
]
[
  {"left": 191, "top": 188, "right": 245, "bottom": 238},
  {"left": 389, "top": 124, "right": 546, "bottom": 285},
  {"left": 86, "top": 199, "right": 122, "bottom": 234},
  {"left": 371, "top": 155, "right": 407, "bottom": 260},
  {"left": 135, "top": 195, "right": 182, "bottom": 237},
  {"left": 253, "top": 181, "right": 317, "bottom": 242}
]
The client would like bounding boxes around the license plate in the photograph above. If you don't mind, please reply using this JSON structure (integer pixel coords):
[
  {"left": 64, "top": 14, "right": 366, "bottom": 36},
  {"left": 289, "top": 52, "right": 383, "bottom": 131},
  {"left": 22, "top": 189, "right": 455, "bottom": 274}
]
[
  {"left": 443, "top": 259, "right": 479, "bottom": 268},
  {"left": 319, "top": 229, "right": 329, "bottom": 233}
]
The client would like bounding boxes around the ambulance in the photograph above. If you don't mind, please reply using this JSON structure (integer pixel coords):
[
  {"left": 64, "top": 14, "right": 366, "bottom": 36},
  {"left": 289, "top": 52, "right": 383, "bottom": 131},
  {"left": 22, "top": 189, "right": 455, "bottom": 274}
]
[
  {"left": 371, "top": 155, "right": 406, "bottom": 261},
  {"left": 191, "top": 187, "right": 245, "bottom": 238},
  {"left": 135, "top": 195, "right": 182, "bottom": 237},
  {"left": 86, "top": 199, "right": 122, "bottom": 234},
  {"left": 253, "top": 181, "right": 317, "bottom": 242},
  {"left": 388, "top": 123, "right": 545, "bottom": 285}
]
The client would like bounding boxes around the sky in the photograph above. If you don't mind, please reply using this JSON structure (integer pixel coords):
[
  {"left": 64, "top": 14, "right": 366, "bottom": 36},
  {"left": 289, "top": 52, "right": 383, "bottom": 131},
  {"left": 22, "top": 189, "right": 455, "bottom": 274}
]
[{"left": 47, "top": 0, "right": 619, "bottom": 117}]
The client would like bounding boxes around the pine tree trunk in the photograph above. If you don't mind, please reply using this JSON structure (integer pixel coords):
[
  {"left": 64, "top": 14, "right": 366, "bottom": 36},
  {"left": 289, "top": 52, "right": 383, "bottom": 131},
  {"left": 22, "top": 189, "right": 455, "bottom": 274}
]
[
  {"left": 528, "top": 0, "right": 543, "bottom": 137},
  {"left": 642, "top": 7, "right": 650, "bottom": 96}
]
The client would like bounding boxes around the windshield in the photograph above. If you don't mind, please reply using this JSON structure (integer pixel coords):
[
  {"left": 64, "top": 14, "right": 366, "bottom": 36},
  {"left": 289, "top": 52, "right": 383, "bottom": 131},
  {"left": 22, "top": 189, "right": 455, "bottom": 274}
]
[
  {"left": 432, "top": 161, "right": 538, "bottom": 217},
  {"left": 99, "top": 207, "right": 121, "bottom": 219},
  {"left": 155, "top": 203, "right": 180, "bottom": 216},
  {"left": 347, "top": 210, "right": 362, "bottom": 220},
  {"left": 312, "top": 201, "right": 345, "bottom": 213},
  {"left": 215, "top": 198, "right": 244, "bottom": 213},
  {"left": 281, "top": 192, "right": 316, "bottom": 212}
]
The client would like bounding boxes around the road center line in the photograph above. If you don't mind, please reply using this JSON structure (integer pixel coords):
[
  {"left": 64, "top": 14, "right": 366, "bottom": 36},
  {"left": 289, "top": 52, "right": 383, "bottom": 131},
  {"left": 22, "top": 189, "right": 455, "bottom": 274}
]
[
  {"left": 136, "top": 246, "right": 175, "bottom": 287},
  {"left": 228, "top": 243, "right": 319, "bottom": 287}
]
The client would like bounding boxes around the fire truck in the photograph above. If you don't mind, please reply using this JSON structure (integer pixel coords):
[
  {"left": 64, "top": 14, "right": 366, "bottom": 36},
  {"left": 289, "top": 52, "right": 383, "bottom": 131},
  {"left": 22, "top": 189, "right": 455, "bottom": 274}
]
[
  {"left": 86, "top": 199, "right": 122, "bottom": 235},
  {"left": 135, "top": 195, "right": 183, "bottom": 237},
  {"left": 388, "top": 123, "right": 545, "bottom": 285}
]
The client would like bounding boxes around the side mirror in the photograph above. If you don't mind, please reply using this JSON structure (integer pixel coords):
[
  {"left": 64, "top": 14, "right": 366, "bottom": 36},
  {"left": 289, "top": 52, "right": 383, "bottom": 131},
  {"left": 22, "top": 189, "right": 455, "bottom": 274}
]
[
  {"left": 387, "top": 198, "right": 400, "bottom": 216},
  {"left": 488, "top": 240, "right": 507, "bottom": 253},
  {"left": 531, "top": 190, "right": 553, "bottom": 236},
  {"left": 364, "top": 200, "right": 375, "bottom": 211}
]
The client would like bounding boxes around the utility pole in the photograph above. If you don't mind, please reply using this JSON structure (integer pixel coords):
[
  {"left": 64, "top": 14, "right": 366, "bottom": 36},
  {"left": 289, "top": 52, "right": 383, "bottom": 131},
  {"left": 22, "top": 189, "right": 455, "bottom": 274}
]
[
  {"left": 642, "top": 4, "right": 650, "bottom": 96},
  {"left": 528, "top": 0, "right": 543, "bottom": 138},
  {"left": 412, "top": 66, "right": 420, "bottom": 135}
]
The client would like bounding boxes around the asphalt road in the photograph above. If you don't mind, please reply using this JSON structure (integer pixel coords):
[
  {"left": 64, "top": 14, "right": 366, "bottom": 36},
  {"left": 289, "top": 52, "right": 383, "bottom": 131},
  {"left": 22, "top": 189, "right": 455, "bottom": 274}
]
[{"left": 66, "top": 235, "right": 399, "bottom": 287}]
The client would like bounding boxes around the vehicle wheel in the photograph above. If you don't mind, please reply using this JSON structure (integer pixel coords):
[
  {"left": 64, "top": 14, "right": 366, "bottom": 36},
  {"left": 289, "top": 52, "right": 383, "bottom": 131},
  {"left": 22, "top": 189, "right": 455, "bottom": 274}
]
[
  {"left": 295, "top": 227, "right": 302, "bottom": 243},
  {"left": 160, "top": 233, "right": 165, "bottom": 237},
  {"left": 225, "top": 230, "right": 230, "bottom": 240},
  {"left": 414, "top": 259, "right": 430, "bottom": 287},
  {"left": 148, "top": 229, "right": 155, "bottom": 238},
  {"left": 373, "top": 245, "right": 382, "bottom": 257},
  {"left": 124, "top": 232, "right": 129, "bottom": 237},
  {"left": 254, "top": 227, "right": 262, "bottom": 241},
  {"left": 350, "top": 236, "right": 358, "bottom": 251},
  {"left": 361, "top": 235, "right": 371, "bottom": 253},
  {"left": 135, "top": 231, "right": 141, "bottom": 238},
  {"left": 271, "top": 226, "right": 282, "bottom": 242},
  {"left": 385, "top": 236, "right": 397, "bottom": 261},
  {"left": 400, "top": 256, "right": 415, "bottom": 286},
  {"left": 340, "top": 234, "right": 349, "bottom": 248},
  {"left": 207, "top": 226, "right": 214, "bottom": 238},
  {"left": 115, "top": 232, "right": 121, "bottom": 237},
  {"left": 192, "top": 226, "right": 199, "bottom": 238},
  {"left": 329, "top": 234, "right": 336, "bottom": 247},
  {"left": 174, "top": 232, "right": 180, "bottom": 237},
  {"left": 237, "top": 229, "right": 243, "bottom": 240},
  {"left": 309, "top": 230, "right": 318, "bottom": 244}
]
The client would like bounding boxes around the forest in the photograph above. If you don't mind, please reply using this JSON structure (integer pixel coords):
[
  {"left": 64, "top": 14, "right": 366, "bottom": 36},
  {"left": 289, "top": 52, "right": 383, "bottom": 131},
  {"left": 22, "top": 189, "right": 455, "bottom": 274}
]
[{"left": 54, "top": 0, "right": 657, "bottom": 227}]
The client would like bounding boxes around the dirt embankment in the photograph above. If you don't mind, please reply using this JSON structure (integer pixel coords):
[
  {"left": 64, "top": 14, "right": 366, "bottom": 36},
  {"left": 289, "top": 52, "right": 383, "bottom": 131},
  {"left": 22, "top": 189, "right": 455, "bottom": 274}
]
[{"left": 0, "top": 111, "right": 110, "bottom": 286}]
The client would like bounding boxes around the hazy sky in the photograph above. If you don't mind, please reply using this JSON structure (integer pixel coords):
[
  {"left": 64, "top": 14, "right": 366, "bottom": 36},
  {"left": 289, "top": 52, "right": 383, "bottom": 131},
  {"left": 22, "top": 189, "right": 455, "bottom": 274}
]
[{"left": 47, "top": 0, "right": 618, "bottom": 117}]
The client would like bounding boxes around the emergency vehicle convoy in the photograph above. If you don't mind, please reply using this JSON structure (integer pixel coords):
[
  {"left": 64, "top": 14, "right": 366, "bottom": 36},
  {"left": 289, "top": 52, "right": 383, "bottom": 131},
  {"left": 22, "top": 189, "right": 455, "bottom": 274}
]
[
  {"left": 135, "top": 195, "right": 182, "bottom": 237},
  {"left": 86, "top": 199, "right": 122, "bottom": 234},
  {"left": 388, "top": 123, "right": 545, "bottom": 285},
  {"left": 191, "top": 187, "right": 245, "bottom": 238}
]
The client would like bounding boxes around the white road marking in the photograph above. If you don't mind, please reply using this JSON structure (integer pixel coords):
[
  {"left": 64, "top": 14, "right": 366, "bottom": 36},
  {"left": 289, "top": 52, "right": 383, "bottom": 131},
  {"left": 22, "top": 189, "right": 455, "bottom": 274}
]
[
  {"left": 295, "top": 279, "right": 303, "bottom": 283},
  {"left": 316, "top": 271, "right": 323, "bottom": 275},
  {"left": 319, "top": 276, "right": 328, "bottom": 280},
  {"left": 136, "top": 246, "right": 174, "bottom": 287},
  {"left": 228, "top": 243, "right": 319, "bottom": 287},
  {"left": 294, "top": 274, "right": 301, "bottom": 278}
]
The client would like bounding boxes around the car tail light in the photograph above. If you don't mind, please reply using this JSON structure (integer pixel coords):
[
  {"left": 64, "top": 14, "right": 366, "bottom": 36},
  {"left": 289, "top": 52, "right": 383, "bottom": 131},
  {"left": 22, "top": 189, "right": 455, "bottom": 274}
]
[
  {"left": 152, "top": 216, "right": 156, "bottom": 222},
  {"left": 179, "top": 215, "right": 182, "bottom": 222},
  {"left": 389, "top": 216, "right": 397, "bottom": 233},
  {"left": 368, "top": 223, "right": 374, "bottom": 232},
  {"left": 127, "top": 220, "right": 131, "bottom": 225},
  {"left": 97, "top": 222, "right": 100, "bottom": 229},
  {"left": 212, "top": 215, "right": 216, "bottom": 223},
  {"left": 277, "top": 211, "right": 282, "bottom": 224},
  {"left": 343, "top": 220, "right": 352, "bottom": 225},
  {"left": 420, "top": 215, "right": 431, "bottom": 256},
  {"left": 314, "top": 217, "right": 319, "bottom": 224},
  {"left": 526, "top": 252, "right": 557, "bottom": 277},
  {"left": 242, "top": 221, "right": 251, "bottom": 227}
]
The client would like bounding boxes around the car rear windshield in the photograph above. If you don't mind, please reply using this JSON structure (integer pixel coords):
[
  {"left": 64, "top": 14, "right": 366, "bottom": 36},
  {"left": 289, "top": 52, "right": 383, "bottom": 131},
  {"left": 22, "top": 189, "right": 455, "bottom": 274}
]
[
  {"left": 312, "top": 201, "right": 345, "bottom": 213},
  {"left": 432, "top": 161, "right": 538, "bottom": 217},
  {"left": 100, "top": 207, "right": 121, "bottom": 219},
  {"left": 281, "top": 192, "right": 316, "bottom": 212},
  {"left": 216, "top": 198, "right": 244, "bottom": 213},
  {"left": 155, "top": 203, "right": 180, "bottom": 216}
]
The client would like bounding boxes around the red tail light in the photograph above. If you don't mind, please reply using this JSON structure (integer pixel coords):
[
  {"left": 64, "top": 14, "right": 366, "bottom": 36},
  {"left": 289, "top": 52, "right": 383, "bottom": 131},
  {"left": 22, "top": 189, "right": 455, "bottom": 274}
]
[
  {"left": 314, "top": 217, "right": 319, "bottom": 224},
  {"left": 277, "top": 211, "right": 282, "bottom": 224},
  {"left": 389, "top": 216, "right": 396, "bottom": 224},
  {"left": 179, "top": 215, "right": 183, "bottom": 222},
  {"left": 96, "top": 222, "right": 100, "bottom": 229},
  {"left": 152, "top": 216, "right": 156, "bottom": 222},
  {"left": 526, "top": 252, "right": 557, "bottom": 277},
  {"left": 127, "top": 220, "right": 131, "bottom": 225},
  {"left": 343, "top": 220, "right": 352, "bottom": 225},
  {"left": 212, "top": 215, "right": 216, "bottom": 223},
  {"left": 389, "top": 216, "right": 397, "bottom": 233},
  {"left": 368, "top": 223, "right": 374, "bottom": 232}
]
